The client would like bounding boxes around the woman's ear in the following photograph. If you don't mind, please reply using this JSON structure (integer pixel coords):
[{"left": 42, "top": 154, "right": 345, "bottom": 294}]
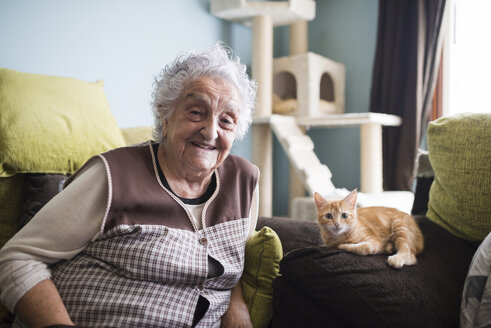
[
  {"left": 161, "top": 118, "right": 168, "bottom": 137},
  {"left": 157, "top": 106, "right": 168, "bottom": 137}
]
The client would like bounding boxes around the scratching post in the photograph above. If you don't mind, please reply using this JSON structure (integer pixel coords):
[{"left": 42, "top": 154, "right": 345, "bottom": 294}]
[
  {"left": 252, "top": 15, "right": 273, "bottom": 118},
  {"left": 360, "top": 123, "right": 383, "bottom": 193},
  {"left": 289, "top": 20, "right": 308, "bottom": 55},
  {"left": 252, "top": 15, "right": 273, "bottom": 216},
  {"left": 288, "top": 20, "right": 308, "bottom": 214}
]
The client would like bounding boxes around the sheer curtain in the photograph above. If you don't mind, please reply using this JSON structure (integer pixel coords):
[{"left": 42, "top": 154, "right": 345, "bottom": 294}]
[{"left": 369, "top": 0, "right": 447, "bottom": 190}]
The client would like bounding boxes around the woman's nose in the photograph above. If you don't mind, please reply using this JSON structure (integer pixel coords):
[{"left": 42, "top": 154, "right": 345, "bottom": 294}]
[{"left": 201, "top": 117, "right": 218, "bottom": 140}]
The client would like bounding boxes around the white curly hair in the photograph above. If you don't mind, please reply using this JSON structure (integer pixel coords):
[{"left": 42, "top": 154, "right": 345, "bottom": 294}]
[{"left": 151, "top": 42, "right": 257, "bottom": 143}]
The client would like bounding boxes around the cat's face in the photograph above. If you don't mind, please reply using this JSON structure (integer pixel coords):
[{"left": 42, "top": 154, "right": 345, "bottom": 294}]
[{"left": 314, "top": 190, "right": 357, "bottom": 236}]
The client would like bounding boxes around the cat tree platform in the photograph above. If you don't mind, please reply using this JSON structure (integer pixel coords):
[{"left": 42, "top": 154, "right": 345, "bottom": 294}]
[
  {"left": 210, "top": 0, "right": 315, "bottom": 27},
  {"left": 255, "top": 112, "right": 402, "bottom": 194},
  {"left": 289, "top": 111, "right": 411, "bottom": 220},
  {"left": 298, "top": 112, "right": 401, "bottom": 194},
  {"left": 267, "top": 115, "right": 336, "bottom": 197}
]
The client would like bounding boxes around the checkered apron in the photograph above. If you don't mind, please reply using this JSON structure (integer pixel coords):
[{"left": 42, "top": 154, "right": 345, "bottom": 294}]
[
  {"left": 50, "top": 219, "right": 248, "bottom": 327},
  {"left": 48, "top": 143, "right": 258, "bottom": 327}
]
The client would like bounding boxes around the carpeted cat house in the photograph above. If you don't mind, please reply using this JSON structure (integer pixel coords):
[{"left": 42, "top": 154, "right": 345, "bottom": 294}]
[{"left": 273, "top": 52, "right": 346, "bottom": 117}]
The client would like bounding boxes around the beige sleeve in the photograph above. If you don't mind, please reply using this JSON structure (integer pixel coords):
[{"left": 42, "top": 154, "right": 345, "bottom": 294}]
[
  {"left": 247, "top": 168, "right": 260, "bottom": 240},
  {"left": 0, "top": 159, "right": 108, "bottom": 313}
]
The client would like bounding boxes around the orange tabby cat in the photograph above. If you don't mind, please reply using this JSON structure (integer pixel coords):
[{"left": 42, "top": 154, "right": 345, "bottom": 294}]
[{"left": 314, "top": 189, "right": 424, "bottom": 269}]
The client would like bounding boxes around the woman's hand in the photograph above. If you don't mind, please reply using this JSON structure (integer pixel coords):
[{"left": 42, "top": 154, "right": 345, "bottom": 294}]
[
  {"left": 15, "top": 279, "right": 74, "bottom": 328},
  {"left": 220, "top": 283, "right": 252, "bottom": 328}
]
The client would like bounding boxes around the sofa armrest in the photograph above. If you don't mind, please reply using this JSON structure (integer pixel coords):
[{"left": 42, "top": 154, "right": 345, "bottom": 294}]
[
  {"left": 411, "top": 150, "right": 434, "bottom": 215},
  {"left": 257, "top": 217, "right": 322, "bottom": 255}
]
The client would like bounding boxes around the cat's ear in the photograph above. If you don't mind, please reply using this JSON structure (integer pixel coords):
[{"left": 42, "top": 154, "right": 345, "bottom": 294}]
[
  {"left": 314, "top": 192, "right": 327, "bottom": 210},
  {"left": 343, "top": 189, "right": 358, "bottom": 209}
]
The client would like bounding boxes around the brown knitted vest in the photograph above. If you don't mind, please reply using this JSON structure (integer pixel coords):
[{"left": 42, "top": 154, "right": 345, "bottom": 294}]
[{"left": 50, "top": 142, "right": 259, "bottom": 327}]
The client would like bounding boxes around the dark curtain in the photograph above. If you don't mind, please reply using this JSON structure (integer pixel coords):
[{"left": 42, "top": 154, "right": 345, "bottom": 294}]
[{"left": 369, "top": 0, "right": 447, "bottom": 190}]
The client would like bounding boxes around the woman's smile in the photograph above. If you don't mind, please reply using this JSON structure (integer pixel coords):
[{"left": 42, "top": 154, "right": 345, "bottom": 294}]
[
  {"left": 191, "top": 141, "right": 217, "bottom": 150},
  {"left": 160, "top": 76, "right": 241, "bottom": 178}
]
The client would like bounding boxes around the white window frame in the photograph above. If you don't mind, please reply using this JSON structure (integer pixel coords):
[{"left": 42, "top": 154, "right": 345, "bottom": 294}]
[{"left": 442, "top": 0, "right": 491, "bottom": 116}]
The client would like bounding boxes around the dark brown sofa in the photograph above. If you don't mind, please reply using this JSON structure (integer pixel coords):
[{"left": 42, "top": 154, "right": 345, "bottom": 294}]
[
  {"left": 256, "top": 179, "right": 479, "bottom": 328},
  {"left": 0, "top": 173, "right": 480, "bottom": 328}
]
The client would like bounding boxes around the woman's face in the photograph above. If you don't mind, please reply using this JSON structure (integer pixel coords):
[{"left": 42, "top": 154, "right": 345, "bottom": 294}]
[{"left": 162, "top": 77, "right": 241, "bottom": 175}]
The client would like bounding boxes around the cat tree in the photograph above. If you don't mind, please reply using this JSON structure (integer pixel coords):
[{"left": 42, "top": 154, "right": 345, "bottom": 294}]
[{"left": 211, "top": 0, "right": 407, "bottom": 217}]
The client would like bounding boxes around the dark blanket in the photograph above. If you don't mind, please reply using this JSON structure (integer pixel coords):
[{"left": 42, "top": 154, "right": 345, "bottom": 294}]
[{"left": 257, "top": 216, "right": 478, "bottom": 328}]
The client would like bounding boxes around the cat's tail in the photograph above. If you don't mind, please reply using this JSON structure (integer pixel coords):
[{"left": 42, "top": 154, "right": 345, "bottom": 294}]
[{"left": 387, "top": 213, "right": 424, "bottom": 269}]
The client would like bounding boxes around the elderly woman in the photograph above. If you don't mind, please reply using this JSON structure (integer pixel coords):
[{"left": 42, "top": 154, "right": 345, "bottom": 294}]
[{"left": 0, "top": 43, "right": 259, "bottom": 327}]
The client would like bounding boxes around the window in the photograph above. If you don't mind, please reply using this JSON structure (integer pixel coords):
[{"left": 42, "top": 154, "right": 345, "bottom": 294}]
[{"left": 443, "top": 0, "right": 491, "bottom": 116}]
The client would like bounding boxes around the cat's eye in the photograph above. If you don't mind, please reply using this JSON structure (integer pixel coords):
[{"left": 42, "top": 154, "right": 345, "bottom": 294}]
[
  {"left": 341, "top": 213, "right": 348, "bottom": 219},
  {"left": 325, "top": 213, "right": 333, "bottom": 219}
]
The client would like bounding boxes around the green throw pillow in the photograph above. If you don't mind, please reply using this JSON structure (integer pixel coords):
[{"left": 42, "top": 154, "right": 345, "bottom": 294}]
[
  {"left": 426, "top": 113, "right": 491, "bottom": 242},
  {"left": 241, "top": 226, "right": 283, "bottom": 328},
  {"left": 121, "top": 126, "right": 153, "bottom": 146},
  {"left": 0, "top": 68, "right": 126, "bottom": 177}
]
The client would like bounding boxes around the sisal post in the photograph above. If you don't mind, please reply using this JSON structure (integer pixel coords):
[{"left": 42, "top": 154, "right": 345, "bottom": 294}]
[
  {"left": 252, "top": 15, "right": 273, "bottom": 216},
  {"left": 288, "top": 126, "right": 306, "bottom": 216},
  {"left": 288, "top": 20, "right": 309, "bottom": 212},
  {"left": 289, "top": 20, "right": 308, "bottom": 55},
  {"left": 360, "top": 123, "right": 383, "bottom": 193}
]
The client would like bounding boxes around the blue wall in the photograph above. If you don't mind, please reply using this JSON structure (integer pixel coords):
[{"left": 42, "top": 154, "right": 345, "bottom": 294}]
[
  {"left": 309, "top": 0, "right": 379, "bottom": 191},
  {"left": 0, "top": 0, "right": 378, "bottom": 216},
  {"left": 0, "top": 0, "right": 251, "bottom": 128}
]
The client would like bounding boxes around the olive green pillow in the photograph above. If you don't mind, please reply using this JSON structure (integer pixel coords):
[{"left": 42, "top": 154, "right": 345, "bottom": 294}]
[
  {"left": 426, "top": 113, "right": 491, "bottom": 242},
  {"left": 0, "top": 68, "right": 126, "bottom": 177},
  {"left": 120, "top": 126, "right": 153, "bottom": 146},
  {"left": 241, "top": 227, "right": 283, "bottom": 328}
]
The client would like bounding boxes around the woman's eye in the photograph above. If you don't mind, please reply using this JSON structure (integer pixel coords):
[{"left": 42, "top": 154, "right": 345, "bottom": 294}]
[
  {"left": 341, "top": 213, "right": 348, "bottom": 219},
  {"left": 220, "top": 115, "right": 236, "bottom": 128},
  {"left": 188, "top": 109, "right": 204, "bottom": 120},
  {"left": 325, "top": 213, "right": 333, "bottom": 219}
]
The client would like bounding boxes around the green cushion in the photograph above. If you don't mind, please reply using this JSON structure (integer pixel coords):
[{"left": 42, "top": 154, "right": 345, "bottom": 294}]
[
  {"left": 426, "top": 113, "right": 491, "bottom": 242},
  {"left": 241, "top": 226, "right": 283, "bottom": 328},
  {"left": 121, "top": 126, "right": 153, "bottom": 146},
  {"left": 0, "top": 68, "right": 126, "bottom": 177}
]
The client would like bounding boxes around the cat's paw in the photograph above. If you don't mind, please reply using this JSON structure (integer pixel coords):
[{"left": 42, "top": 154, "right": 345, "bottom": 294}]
[
  {"left": 387, "top": 253, "right": 417, "bottom": 269},
  {"left": 405, "top": 254, "right": 417, "bottom": 266},
  {"left": 338, "top": 243, "right": 360, "bottom": 253},
  {"left": 338, "top": 242, "right": 371, "bottom": 255}
]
